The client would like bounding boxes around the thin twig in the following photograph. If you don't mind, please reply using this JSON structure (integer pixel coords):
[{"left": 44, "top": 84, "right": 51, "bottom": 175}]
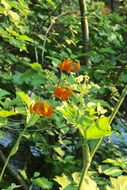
[
  {"left": 41, "top": 18, "right": 56, "bottom": 64},
  {"left": 35, "top": 46, "right": 39, "bottom": 62}
]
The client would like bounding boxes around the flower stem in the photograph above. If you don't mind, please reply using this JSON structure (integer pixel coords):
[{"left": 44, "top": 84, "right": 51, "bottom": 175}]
[
  {"left": 109, "top": 84, "right": 127, "bottom": 124},
  {"left": 78, "top": 84, "right": 127, "bottom": 190},
  {"left": 78, "top": 143, "right": 90, "bottom": 190}
]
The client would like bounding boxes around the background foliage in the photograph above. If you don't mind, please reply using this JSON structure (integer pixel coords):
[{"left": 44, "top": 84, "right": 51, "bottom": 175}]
[{"left": 0, "top": 0, "right": 127, "bottom": 189}]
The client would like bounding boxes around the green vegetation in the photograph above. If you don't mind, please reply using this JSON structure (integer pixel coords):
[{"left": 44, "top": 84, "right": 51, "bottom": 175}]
[{"left": 0, "top": 0, "right": 127, "bottom": 189}]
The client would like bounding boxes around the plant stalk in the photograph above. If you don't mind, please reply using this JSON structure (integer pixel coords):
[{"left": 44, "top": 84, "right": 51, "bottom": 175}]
[
  {"left": 78, "top": 84, "right": 127, "bottom": 190},
  {"left": 78, "top": 143, "right": 90, "bottom": 190}
]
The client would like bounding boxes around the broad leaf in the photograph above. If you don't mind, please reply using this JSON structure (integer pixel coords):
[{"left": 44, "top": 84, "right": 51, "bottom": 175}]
[
  {"left": 80, "top": 176, "right": 97, "bottom": 190},
  {"left": 98, "top": 165, "right": 123, "bottom": 177},
  {"left": 106, "top": 176, "right": 127, "bottom": 190},
  {"left": 86, "top": 117, "right": 112, "bottom": 139},
  {"left": 32, "top": 177, "right": 53, "bottom": 189},
  {"left": 0, "top": 110, "right": 16, "bottom": 117},
  {"left": 54, "top": 174, "right": 71, "bottom": 189},
  {"left": 0, "top": 117, "right": 7, "bottom": 126},
  {"left": 0, "top": 89, "right": 10, "bottom": 98},
  {"left": 17, "top": 91, "right": 31, "bottom": 108}
]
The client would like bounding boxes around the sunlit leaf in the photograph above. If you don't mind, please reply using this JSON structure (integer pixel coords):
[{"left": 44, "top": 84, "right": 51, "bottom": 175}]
[
  {"left": 0, "top": 110, "right": 16, "bottom": 117},
  {"left": 18, "top": 35, "right": 34, "bottom": 43},
  {"left": 54, "top": 174, "right": 71, "bottom": 189},
  {"left": 54, "top": 147, "right": 65, "bottom": 157},
  {"left": 17, "top": 91, "right": 31, "bottom": 108},
  {"left": 8, "top": 10, "right": 20, "bottom": 22},
  {"left": 98, "top": 165, "right": 123, "bottom": 177},
  {"left": 80, "top": 176, "right": 97, "bottom": 190},
  {"left": 86, "top": 117, "right": 112, "bottom": 139},
  {"left": 1, "top": 0, "right": 11, "bottom": 10},
  {"left": 106, "top": 176, "right": 127, "bottom": 190},
  {"left": 29, "top": 62, "right": 42, "bottom": 72}
]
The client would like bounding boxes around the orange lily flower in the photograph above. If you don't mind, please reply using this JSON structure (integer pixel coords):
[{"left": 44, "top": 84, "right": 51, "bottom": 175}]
[
  {"left": 59, "top": 59, "right": 73, "bottom": 71},
  {"left": 103, "top": 7, "right": 111, "bottom": 14},
  {"left": 73, "top": 63, "right": 80, "bottom": 71},
  {"left": 30, "top": 100, "right": 54, "bottom": 117},
  {"left": 54, "top": 86, "right": 73, "bottom": 100},
  {"left": 60, "top": 59, "right": 80, "bottom": 71}
]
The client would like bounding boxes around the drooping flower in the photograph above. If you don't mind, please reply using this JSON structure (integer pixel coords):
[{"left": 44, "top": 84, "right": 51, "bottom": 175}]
[
  {"left": 59, "top": 59, "right": 80, "bottom": 71},
  {"left": 54, "top": 86, "right": 73, "bottom": 100},
  {"left": 30, "top": 100, "right": 54, "bottom": 117},
  {"left": 103, "top": 7, "right": 111, "bottom": 14},
  {"left": 73, "top": 62, "right": 80, "bottom": 71},
  {"left": 59, "top": 59, "right": 73, "bottom": 71}
]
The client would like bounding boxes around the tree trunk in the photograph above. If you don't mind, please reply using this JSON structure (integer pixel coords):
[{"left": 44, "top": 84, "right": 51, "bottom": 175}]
[{"left": 78, "top": 0, "right": 89, "bottom": 66}]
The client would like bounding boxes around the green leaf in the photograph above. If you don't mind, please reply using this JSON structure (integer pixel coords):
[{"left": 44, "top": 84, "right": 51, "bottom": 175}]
[
  {"left": 98, "top": 165, "right": 122, "bottom": 177},
  {"left": 72, "top": 172, "right": 81, "bottom": 185},
  {"left": 80, "top": 176, "right": 97, "bottom": 190},
  {"left": 29, "top": 62, "right": 42, "bottom": 72},
  {"left": 103, "top": 158, "right": 127, "bottom": 170},
  {"left": 10, "top": 136, "right": 21, "bottom": 156},
  {"left": 9, "top": 38, "right": 27, "bottom": 51},
  {"left": 18, "top": 35, "right": 34, "bottom": 43},
  {"left": 46, "top": 0, "right": 56, "bottom": 8},
  {"left": 86, "top": 117, "right": 112, "bottom": 139},
  {"left": 5, "top": 184, "right": 21, "bottom": 190},
  {"left": 54, "top": 147, "right": 65, "bottom": 157},
  {"left": 0, "top": 110, "right": 16, "bottom": 117},
  {"left": 8, "top": 10, "right": 20, "bottom": 22},
  {"left": 64, "top": 184, "right": 77, "bottom": 190},
  {"left": 0, "top": 89, "right": 10, "bottom": 98},
  {"left": 106, "top": 176, "right": 127, "bottom": 190},
  {"left": 120, "top": 73, "right": 127, "bottom": 83},
  {"left": 34, "top": 172, "right": 40, "bottom": 178},
  {"left": 32, "top": 177, "right": 53, "bottom": 189},
  {"left": 1, "top": 0, "right": 11, "bottom": 10},
  {"left": 0, "top": 117, "right": 7, "bottom": 126},
  {"left": 54, "top": 174, "right": 71, "bottom": 189},
  {"left": 17, "top": 91, "right": 31, "bottom": 108}
]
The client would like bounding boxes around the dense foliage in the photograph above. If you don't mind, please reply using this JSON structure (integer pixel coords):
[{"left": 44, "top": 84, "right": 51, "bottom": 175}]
[{"left": 0, "top": 0, "right": 127, "bottom": 190}]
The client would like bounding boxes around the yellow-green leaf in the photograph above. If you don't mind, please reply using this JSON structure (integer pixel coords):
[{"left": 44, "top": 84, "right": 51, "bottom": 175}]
[
  {"left": 0, "top": 110, "right": 16, "bottom": 117},
  {"left": 54, "top": 147, "right": 65, "bottom": 157},
  {"left": 18, "top": 35, "right": 34, "bottom": 43},
  {"left": 54, "top": 174, "right": 70, "bottom": 189},
  {"left": 80, "top": 176, "right": 97, "bottom": 190},
  {"left": 106, "top": 176, "right": 127, "bottom": 190},
  {"left": 17, "top": 91, "right": 31, "bottom": 108},
  {"left": 8, "top": 10, "right": 20, "bottom": 22},
  {"left": 86, "top": 117, "right": 112, "bottom": 139},
  {"left": 1, "top": 0, "right": 11, "bottom": 10}
]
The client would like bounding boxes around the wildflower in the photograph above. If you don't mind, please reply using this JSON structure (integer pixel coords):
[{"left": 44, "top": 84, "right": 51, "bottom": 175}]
[
  {"left": 59, "top": 59, "right": 80, "bottom": 71},
  {"left": 60, "top": 59, "right": 73, "bottom": 71},
  {"left": 73, "top": 62, "right": 80, "bottom": 71},
  {"left": 103, "top": 7, "right": 111, "bottom": 14},
  {"left": 54, "top": 86, "right": 73, "bottom": 100},
  {"left": 30, "top": 100, "right": 54, "bottom": 117}
]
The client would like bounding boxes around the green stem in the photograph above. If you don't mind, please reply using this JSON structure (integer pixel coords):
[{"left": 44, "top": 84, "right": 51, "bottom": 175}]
[
  {"left": 0, "top": 124, "right": 28, "bottom": 182},
  {"left": 78, "top": 143, "right": 90, "bottom": 190},
  {"left": 109, "top": 84, "right": 127, "bottom": 124},
  {"left": 78, "top": 84, "right": 127, "bottom": 190}
]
